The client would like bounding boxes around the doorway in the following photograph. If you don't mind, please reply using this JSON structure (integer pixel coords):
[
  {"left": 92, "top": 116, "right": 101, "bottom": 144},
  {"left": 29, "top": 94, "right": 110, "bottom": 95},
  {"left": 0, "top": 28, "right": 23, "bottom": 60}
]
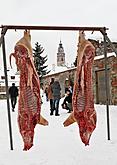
[{"left": 95, "top": 69, "right": 110, "bottom": 104}]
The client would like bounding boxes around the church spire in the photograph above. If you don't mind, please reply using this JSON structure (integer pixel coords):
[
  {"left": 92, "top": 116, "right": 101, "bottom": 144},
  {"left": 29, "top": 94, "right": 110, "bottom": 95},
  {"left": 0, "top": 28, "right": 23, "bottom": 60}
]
[
  {"left": 57, "top": 40, "right": 65, "bottom": 66},
  {"left": 59, "top": 40, "right": 62, "bottom": 47}
]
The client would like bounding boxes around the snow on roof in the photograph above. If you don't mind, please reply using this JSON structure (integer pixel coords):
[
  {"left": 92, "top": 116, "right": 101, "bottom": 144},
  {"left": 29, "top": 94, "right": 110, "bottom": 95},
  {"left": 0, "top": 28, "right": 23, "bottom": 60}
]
[
  {"left": 94, "top": 52, "right": 116, "bottom": 60},
  {"left": 46, "top": 52, "right": 116, "bottom": 76},
  {"left": 46, "top": 65, "right": 71, "bottom": 76}
]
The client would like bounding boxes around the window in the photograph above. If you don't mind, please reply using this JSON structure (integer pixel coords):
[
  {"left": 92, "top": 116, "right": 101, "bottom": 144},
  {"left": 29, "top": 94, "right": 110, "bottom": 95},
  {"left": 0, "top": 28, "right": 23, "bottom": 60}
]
[
  {"left": 1, "top": 76, "right": 5, "bottom": 79},
  {"left": 11, "top": 76, "right": 15, "bottom": 79}
]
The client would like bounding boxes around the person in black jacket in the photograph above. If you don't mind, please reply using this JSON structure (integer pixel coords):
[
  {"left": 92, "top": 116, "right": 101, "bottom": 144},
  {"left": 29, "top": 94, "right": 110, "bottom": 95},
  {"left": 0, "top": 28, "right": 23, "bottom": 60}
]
[
  {"left": 51, "top": 80, "right": 61, "bottom": 116},
  {"left": 61, "top": 89, "right": 73, "bottom": 113},
  {"left": 9, "top": 83, "right": 18, "bottom": 112}
]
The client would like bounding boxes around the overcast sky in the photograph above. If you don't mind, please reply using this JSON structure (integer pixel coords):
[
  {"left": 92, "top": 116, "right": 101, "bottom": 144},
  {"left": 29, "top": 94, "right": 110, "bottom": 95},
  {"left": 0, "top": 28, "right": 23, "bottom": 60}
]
[{"left": 0, "top": 0, "right": 117, "bottom": 70}]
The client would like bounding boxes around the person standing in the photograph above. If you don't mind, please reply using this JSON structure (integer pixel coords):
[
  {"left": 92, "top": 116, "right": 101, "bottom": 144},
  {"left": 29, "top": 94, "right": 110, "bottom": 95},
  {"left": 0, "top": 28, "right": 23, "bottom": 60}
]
[
  {"left": 48, "top": 78, "right": 54, "bottom": 115},
  {"left": 51, "top": 80, "right": 61, "bottom": 116},
  {"left": 44, "top": 86, "right": 49, "bottom": 101},
  {"left": 9, "top": 83, "right": 18, "bottom": 112}
]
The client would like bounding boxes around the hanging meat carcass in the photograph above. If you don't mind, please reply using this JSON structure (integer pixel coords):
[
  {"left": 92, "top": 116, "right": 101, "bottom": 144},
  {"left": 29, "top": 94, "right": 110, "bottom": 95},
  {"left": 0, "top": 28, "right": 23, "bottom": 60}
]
[
  {"left": 63, "top": 31, "right": 97, "bottom": 145},
  {"left": 10, "top": 30, "right": 48, "bottom": 150}
]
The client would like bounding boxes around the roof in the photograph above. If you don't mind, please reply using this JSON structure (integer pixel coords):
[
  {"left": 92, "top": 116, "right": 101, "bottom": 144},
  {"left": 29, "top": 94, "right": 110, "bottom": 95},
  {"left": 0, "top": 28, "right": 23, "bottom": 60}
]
[
  {"left": 47, "top": 66, "right": 68, "bottom": 75},
  {"left": 94, "top": 52, "right": 116, "bottom": 60},
  {"left": 44, "top": 66, "right": 76, "bottom": 77},
  {"left": 44, "top": 52, "right": 116, "bottom": 77}
]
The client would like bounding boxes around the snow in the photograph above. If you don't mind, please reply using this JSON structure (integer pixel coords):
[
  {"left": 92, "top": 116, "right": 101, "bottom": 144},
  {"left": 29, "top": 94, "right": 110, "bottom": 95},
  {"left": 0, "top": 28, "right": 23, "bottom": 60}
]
[
  {"left": 46, "top": 65, "right": 69, "bottom": 76},
  {"left": 94, "top": 52, "right": 116, "bottom": 60},
  {"left": 0, "top": 95, "right": 117, "bottom": 165}
]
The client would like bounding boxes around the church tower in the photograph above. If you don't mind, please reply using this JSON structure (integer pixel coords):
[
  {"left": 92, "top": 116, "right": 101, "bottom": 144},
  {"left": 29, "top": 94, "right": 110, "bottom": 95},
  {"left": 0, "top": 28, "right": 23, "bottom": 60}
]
[{"left": 57, "top": 40, "right": 65, "bottom": 66}]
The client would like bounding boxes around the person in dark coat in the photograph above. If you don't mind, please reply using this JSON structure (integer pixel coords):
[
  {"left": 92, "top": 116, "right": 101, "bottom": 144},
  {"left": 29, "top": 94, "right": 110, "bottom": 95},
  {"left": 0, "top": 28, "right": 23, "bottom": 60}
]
[
  {"left": 61, "top": 89, "right": 73, "bottom": 113},
  {"left": 51, "top": 80, "right": 61, "bottom": 116},
  {"left": 9, "top": 83, "right": 18, "bottom": 112},
  {"left": 48, "top": 78, "right": 55, "bottom": 115}
]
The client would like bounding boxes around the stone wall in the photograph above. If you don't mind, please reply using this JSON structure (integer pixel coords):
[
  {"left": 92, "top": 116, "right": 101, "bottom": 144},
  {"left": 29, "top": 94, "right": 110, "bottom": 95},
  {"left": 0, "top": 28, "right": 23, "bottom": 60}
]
[
  {"left": 93, "top": 56, "right": 117, "bottom": 105},
  {"left": 41, "top": 68, "right": 76, "bottom": 97}
]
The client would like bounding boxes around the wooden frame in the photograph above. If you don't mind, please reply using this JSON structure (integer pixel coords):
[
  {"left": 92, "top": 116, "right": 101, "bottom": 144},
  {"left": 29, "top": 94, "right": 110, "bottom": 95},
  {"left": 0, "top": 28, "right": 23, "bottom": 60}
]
[{"left": 0, "top": 25, "right": 117, "bottom": 150}]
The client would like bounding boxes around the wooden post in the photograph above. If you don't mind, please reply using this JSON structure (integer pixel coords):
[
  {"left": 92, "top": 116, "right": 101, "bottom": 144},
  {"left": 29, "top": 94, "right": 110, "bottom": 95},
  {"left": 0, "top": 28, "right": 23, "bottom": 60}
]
[
  {"left": 103, "top": 31, "right": 111, "bottom": 140},
  {"left": 2, "top": 31, "right": 14, "bottom": 150}
]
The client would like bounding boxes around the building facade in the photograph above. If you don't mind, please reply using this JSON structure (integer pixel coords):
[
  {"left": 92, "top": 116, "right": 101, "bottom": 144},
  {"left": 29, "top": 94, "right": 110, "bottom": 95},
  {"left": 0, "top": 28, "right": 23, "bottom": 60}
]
[
  {"left": 42, "top": 54, "right": 117, "bottom": 105},
  {"left": 0, "top": 70, "right": 19, "bottom": 99},
  {"left": 93, "top": 54, "right": 117, "bottom": 105},
  {"left": 42, "top": 67, "right": 75, "bottom": 97}
]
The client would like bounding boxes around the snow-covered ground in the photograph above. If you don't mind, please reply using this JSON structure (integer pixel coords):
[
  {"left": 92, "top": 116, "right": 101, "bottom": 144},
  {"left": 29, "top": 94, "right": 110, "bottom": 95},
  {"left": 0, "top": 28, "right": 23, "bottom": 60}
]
[{"left": 0, "top": 95, "right": 117, "bottom": 165}]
